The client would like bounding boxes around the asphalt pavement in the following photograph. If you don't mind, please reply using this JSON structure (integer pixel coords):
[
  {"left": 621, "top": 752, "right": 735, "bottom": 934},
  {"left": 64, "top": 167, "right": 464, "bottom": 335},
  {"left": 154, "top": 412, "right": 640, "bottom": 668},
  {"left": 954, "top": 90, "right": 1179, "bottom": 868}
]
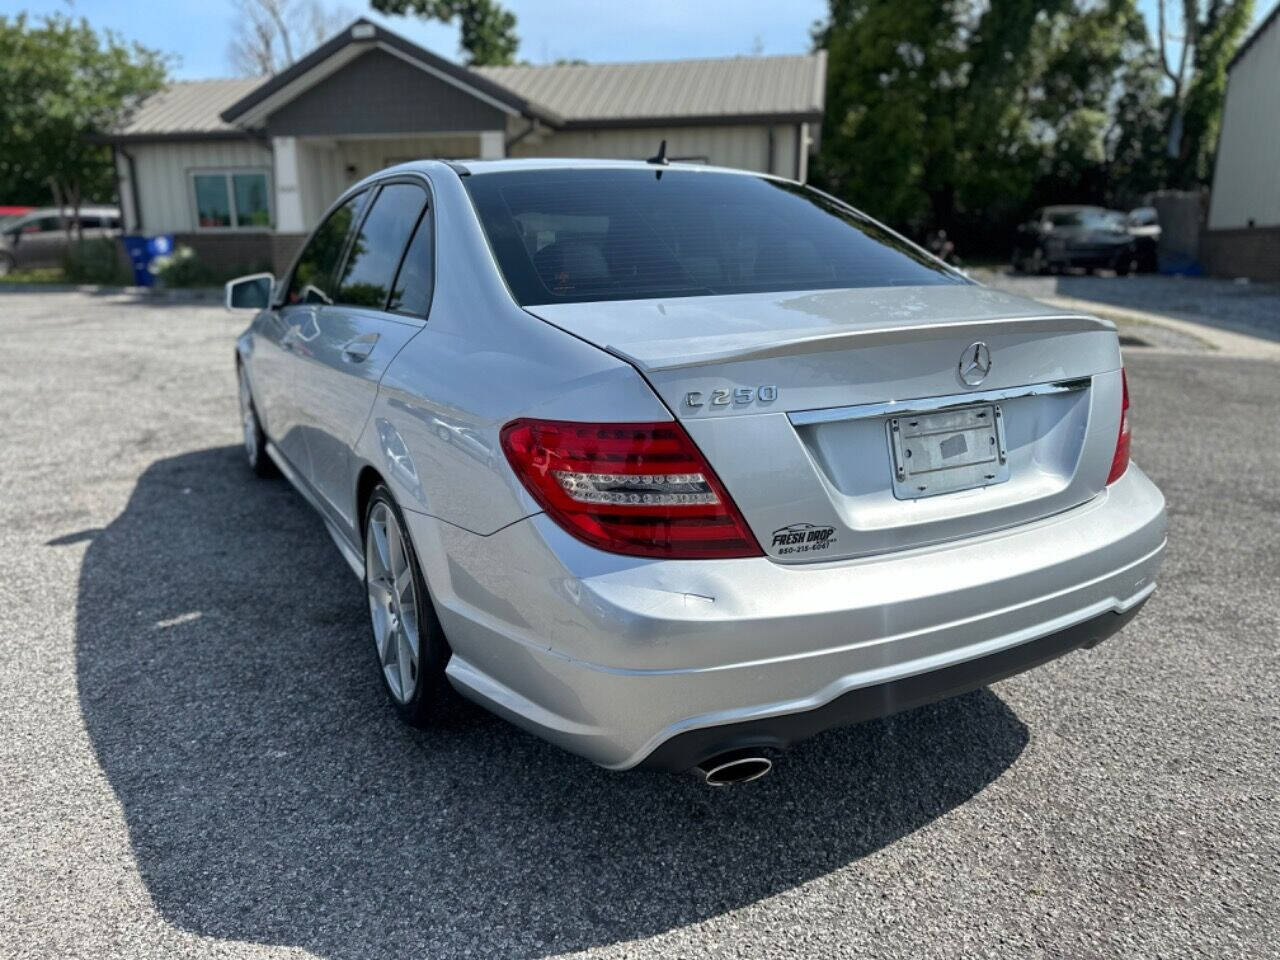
[{"left": 0, "top": 291, "right": 1276, "bottom": 959}]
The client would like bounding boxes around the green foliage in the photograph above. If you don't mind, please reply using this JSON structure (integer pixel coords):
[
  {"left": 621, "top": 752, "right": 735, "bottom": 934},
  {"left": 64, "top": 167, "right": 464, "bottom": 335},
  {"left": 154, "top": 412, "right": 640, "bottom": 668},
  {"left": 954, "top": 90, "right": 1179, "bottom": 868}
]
[
  {"left": 152, "top": 246, "right": 270, "bottom": 288},
  {"left": 813, "top": 0, "right": 1252, "bottom": 253},
  {"left": 63, "top": 238, "right": 129, "bottom": 284},
  {"left": 370, "top": 0, "right": 519, "bottom": 65},
  {"left": 1162, "top": 0, "right": 1255, "bottom": 188},
  {"left": 0, "top": 267, "right": 65, "bottom": 285},
  {"left": 0, "top": 14, "right": 169, "bottom": 210}
]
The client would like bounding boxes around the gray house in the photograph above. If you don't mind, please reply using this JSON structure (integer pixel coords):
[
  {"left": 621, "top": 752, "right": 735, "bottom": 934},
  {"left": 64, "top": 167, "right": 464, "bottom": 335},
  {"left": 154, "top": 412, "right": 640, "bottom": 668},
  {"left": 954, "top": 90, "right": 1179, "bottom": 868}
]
[{"left": 106, "top": 18, "right": 827, "bottom": 274}]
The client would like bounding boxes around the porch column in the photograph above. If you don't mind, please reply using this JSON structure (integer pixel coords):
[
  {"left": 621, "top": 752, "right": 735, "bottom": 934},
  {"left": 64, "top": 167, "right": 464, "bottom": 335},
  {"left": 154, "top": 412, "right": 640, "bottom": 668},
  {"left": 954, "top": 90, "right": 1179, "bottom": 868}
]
[
  {"left": 479, "top": 130, "right": 505, "bottom": 159},
  {"left": 272, "top": 136, "right": 306, "bottom": 233}
]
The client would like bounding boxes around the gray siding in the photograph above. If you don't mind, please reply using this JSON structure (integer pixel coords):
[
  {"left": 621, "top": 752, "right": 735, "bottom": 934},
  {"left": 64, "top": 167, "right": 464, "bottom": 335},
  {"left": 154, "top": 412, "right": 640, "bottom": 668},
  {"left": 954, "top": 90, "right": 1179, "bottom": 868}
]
[
  {"left": 265, "top": 50, "right": 507, "bottom": 138},
  {"left": 510, "top": 124, "right": 801, "bottom": 177},
  {"left": 1207, "top": 16, "right": 1280, "bottom": 230}
]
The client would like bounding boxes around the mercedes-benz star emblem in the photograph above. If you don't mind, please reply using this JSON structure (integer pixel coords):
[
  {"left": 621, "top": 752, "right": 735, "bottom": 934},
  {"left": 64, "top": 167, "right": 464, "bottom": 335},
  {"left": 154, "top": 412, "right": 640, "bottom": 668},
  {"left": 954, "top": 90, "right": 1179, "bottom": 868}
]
[{"left": 958, "top": 342, "right": 992, "bottom": 387}]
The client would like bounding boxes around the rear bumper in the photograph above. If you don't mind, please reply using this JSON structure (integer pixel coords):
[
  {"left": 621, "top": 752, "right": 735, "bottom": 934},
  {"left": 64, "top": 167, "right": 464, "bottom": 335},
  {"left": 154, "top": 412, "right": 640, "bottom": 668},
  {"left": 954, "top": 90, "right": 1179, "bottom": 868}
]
[
  {"left": 405, "top": 465, "right": 1166, "bottom": 770},
  {"left": 1057, "top": 247, "right": 1132, "bottom": 267},
  {"left": 640, "top": 600, "right": 1144, "bottom": 771}
]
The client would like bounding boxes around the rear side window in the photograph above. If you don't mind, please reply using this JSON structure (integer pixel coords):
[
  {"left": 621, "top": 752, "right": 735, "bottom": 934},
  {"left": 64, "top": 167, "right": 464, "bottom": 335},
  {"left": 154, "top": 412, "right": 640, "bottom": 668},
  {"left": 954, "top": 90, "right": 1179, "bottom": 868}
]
[
  {"left": 387, "top": 209, "right": 433, "bottom": 317},
  {"left": 287, "top": 191, "right": 366, "bottom": 304},
  {"left": 1047, "top": 211, "right": 1085, "bottom": 227},
  {"left": 464, "top": 169, "right": 962, "bottom": 306},
  {"left": 335, "top": 183, "right": 427, "bottom": 308}
]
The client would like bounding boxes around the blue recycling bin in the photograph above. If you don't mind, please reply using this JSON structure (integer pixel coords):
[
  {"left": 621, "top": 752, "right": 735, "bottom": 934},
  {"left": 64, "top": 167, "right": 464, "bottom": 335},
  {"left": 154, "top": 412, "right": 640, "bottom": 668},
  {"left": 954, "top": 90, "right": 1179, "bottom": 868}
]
[{"left": 121, "top": 234, "right": 175, "bottom": 286}]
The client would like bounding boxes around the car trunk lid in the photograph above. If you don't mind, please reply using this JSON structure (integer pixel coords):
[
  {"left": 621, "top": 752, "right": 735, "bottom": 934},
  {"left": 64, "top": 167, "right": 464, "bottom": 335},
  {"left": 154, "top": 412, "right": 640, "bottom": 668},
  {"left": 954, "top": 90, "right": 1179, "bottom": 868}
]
[{"left": 524, "top": 284, "right": 1124, "bottom": 562}]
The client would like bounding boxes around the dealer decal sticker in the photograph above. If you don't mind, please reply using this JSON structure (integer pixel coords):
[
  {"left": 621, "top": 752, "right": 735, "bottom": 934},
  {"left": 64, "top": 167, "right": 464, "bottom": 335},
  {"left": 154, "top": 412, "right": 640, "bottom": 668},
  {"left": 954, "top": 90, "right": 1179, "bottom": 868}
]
[{"left": 769, "top": 522, "right": 837, "bottom": 556}]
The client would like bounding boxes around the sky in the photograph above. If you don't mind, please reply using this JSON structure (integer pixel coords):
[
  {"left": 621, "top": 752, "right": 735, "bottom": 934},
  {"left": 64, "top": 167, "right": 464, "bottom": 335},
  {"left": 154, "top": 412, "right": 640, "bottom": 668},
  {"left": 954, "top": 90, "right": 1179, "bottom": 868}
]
[{"left": 0, "top": 0, "right": 1272, "bottom": 80}]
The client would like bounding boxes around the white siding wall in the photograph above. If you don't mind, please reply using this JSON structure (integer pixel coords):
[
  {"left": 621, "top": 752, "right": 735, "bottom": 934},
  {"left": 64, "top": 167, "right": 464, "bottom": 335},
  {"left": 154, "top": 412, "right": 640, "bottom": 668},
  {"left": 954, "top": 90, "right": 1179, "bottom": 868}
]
[
  {"left": 124, "top": 139, "right": 273, "bottom": 233},
  {"left": 510, "top": 124, "right": 805, "bottom": 178},
  {"left": 298, "top": 134, "right": 482, "bottom": 227},
  {"left": 123, "top": 125, "right": 812, "bottom": 236},
  {"left": 1208, "top": 20, "right": 1280, "bottom": 229}
]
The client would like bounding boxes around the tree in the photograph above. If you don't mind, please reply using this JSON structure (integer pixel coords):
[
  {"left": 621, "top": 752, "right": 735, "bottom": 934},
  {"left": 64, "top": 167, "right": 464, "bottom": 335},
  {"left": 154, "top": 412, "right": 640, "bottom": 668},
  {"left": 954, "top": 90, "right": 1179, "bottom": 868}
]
[
  {"left": 0, "top": 14, "right": 168, "bottom": 229},
  {"left": 228, "top": 0, "right": 354, "bottom": 76},
  {"left": 812, "top": 0, "right": 1180, "bottom": 251},
  {"left": 1154, "top": 0, "right": 1254, "bottom": 187},
  {"left": 371, "top": 0, "right": 520, "bottom": 66}
]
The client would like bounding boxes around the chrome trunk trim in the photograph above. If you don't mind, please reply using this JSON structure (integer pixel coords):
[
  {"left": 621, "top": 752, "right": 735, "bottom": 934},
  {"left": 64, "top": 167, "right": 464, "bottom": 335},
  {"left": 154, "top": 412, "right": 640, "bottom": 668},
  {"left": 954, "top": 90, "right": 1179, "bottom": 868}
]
[{"left": 787, "top": 377, "right": 1092, "bottom": 427}]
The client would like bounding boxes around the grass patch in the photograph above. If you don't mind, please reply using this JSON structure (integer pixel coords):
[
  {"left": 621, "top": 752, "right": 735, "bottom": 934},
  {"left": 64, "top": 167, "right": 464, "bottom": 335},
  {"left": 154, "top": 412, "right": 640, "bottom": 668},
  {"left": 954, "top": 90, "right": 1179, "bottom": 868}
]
[{"left": 0, "top": 267, "right": 67, "bottom": 284}]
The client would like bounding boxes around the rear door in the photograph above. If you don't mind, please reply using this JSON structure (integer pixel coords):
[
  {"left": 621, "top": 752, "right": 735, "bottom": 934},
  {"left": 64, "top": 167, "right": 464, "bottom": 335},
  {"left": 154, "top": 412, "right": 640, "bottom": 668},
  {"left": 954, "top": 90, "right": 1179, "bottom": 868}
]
[
  {"left": 294, "top": 179, "right": 433, "bottom": 538},
  {"left": 263, "top": 189, "right": 369, "bottom": 477}
]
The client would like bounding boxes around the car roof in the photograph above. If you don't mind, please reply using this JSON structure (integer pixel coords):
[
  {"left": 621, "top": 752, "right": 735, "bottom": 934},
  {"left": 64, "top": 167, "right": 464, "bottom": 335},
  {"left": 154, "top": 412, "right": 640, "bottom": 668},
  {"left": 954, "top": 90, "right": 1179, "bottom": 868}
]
[
  {"left": 17, "top": 206, "right": 121, "bottom": 218},
  {"left": 381, "top": 156, "right": 792, "bottom": 182}
]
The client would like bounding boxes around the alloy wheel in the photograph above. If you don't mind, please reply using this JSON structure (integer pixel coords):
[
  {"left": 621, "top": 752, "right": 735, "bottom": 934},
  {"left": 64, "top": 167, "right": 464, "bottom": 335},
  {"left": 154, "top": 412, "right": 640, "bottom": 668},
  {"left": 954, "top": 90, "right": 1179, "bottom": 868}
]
[{"left": 365, "top": 502, "right": 421, "bottom": 705}]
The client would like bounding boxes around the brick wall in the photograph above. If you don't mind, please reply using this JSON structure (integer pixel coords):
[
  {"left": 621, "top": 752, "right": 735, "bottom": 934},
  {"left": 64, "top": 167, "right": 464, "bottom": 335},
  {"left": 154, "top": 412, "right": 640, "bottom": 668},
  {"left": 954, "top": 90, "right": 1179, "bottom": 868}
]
[
  {"left": 270, "top": 233, "right": 307, "bottom": 276},
  {"left": 1201, "top": 226, "right": 1280, "bottom": 282}
]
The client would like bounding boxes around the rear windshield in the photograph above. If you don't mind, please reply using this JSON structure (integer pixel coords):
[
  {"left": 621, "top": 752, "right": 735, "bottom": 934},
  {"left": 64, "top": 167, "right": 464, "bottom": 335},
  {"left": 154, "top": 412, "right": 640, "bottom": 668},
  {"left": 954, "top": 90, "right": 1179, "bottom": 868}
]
[{"left": 464, "top": 169, "right": 963, "bottom": 306}]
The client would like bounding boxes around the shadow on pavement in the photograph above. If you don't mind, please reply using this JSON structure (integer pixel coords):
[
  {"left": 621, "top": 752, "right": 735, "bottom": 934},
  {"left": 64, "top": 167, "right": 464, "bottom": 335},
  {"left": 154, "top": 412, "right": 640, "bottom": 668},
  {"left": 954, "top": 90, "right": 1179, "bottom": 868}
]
[{"left": 75, "top": 446, "right": 1027, "bottom": 959}]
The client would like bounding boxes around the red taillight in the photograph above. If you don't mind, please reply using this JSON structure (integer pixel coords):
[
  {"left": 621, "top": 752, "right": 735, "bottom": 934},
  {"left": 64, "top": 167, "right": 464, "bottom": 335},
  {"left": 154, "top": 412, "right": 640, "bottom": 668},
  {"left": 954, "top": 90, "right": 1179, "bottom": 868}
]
[
  {"left": 1107, "top": 369, "right": 1131, "bottom": 485},
  {"left": 500, "top": 418, "right": 763, "bottom": 559}
]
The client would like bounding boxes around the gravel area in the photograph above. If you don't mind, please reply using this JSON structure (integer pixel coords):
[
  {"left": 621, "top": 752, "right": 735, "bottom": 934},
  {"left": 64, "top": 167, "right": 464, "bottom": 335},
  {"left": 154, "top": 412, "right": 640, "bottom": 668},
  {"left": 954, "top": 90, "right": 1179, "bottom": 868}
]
[
  {"left": 977, "top": 269, "right": 1280, "bottom": 344},
  {"left": 1, "top": 292, "right": 1276, "bottom": 959}
]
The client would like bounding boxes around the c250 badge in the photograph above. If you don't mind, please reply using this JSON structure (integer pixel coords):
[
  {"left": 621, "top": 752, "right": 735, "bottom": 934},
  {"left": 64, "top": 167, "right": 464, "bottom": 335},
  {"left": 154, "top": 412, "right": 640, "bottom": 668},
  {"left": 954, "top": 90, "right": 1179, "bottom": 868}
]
[{"left": 770, "top": 522, "right": 837, "bottom": 555}]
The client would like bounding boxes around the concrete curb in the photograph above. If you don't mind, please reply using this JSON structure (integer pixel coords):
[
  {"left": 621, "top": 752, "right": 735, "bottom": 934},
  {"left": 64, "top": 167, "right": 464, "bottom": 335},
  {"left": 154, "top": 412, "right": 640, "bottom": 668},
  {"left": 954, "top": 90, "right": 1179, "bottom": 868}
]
[
  {"left": 1041, "top": 294, "right": 1280, "bottom": 359},
  {"left": 0, "top": 284, "right": 222, "bottom": 302}
]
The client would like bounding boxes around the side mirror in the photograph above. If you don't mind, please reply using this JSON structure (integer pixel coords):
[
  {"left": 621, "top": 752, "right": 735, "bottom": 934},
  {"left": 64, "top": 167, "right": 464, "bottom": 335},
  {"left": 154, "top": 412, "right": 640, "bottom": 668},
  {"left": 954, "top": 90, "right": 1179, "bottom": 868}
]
[{"left": 225, "top": 272, "right": 274, "bottom": 311}]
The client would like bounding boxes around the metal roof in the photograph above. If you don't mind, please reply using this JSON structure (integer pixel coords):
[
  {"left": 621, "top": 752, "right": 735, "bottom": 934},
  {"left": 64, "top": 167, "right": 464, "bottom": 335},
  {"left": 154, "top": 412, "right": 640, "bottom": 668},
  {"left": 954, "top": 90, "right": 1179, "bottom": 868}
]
[
  {"left": 109, "top": 19, "right": 826, "bottom": 141},
  {"left": 476, "top": 52, "right": 826, "bottom": 126},
  {"left": 113, "top": 77, "right": 267, "bottom": 139}
]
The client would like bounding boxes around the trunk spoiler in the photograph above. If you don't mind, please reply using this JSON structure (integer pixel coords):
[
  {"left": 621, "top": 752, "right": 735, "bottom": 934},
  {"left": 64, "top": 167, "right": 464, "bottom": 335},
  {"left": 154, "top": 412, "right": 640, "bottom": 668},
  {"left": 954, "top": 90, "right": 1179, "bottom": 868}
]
[{"left": 603, "top": 312, "right": 1113, "bottom": 373}]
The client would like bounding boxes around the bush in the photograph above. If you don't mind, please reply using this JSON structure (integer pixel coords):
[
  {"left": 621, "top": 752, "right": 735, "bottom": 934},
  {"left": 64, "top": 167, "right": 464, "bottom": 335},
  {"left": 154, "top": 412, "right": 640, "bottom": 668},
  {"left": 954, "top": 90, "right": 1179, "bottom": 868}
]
[
  {"left": 63, "top": 238, "right": 129, "bottom": 285},
  {"left": 152, "top": 245, "right": 270, "bottom": 288},
  {"left": 152, "top": 245, "right": 221, "bottom": 288}
]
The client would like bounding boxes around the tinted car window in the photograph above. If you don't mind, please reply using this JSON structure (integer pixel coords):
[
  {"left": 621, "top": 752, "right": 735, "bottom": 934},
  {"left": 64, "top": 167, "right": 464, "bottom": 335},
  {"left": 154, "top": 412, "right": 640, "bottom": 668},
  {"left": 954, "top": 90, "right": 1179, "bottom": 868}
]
[
  {"left": 287, "top": 191, "right": 366, "bottom": 305},
  {"left": 464, "top": 169, "right": 962, "bottom": 306},
  {"left": 335, "top": 183, "right": 427, "bottom": 308},
  {"left": 25, "top": 216, "right": 63, "bottom": 233},
  {"left": 1047, "top": 211, "right": 1085, "bottom": 227},
  {"left": 388, "top": 208, "right": 433, "bottom": 316}
]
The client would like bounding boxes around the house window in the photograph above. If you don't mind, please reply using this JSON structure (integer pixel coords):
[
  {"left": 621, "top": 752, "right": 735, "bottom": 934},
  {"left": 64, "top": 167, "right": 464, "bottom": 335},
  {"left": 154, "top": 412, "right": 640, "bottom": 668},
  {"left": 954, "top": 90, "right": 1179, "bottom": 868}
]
[{"left": 191, "top": 171, "right": 272, "bottom": 230}]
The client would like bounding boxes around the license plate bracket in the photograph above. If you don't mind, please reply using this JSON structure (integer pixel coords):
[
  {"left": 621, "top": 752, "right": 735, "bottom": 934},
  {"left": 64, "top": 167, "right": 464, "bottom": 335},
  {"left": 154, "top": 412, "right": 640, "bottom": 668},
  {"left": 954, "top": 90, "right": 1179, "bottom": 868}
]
[{"left": 886, "top": 402, "right": 1009, "bottom": 499}]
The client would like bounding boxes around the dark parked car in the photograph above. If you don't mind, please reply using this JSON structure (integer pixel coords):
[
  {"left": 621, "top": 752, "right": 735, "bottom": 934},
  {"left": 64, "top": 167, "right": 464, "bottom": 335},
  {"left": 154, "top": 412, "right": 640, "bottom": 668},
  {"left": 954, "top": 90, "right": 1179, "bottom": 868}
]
[
  {"left": 1012, "top": 205, "right": 1157, "bottom": 275},
  {"left": 0, "top": 206, "right": 121, "bottom": 275}
]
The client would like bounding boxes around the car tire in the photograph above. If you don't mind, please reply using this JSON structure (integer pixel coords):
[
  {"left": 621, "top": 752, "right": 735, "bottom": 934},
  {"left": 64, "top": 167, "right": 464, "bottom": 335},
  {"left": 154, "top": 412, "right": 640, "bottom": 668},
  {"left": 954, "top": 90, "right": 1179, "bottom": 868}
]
[
  {"left": 237, "top": 364, "right": 277, "bottom": 478},
  {"left": 0, "top": 252, "right": 14, "bottom": 277},
  {"left": 1115, "top": 256, "right": 1132, "bottom": 277},
  {"left": 364, "top": 484, "right": 457, "bottom": 728}
]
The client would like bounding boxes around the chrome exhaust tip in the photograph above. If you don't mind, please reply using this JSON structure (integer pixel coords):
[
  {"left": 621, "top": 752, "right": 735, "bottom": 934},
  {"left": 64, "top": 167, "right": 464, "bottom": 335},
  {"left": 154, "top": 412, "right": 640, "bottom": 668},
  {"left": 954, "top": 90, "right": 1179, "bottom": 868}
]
[{"left": 696, "top": 751, "right": 773, "bottom": 786}]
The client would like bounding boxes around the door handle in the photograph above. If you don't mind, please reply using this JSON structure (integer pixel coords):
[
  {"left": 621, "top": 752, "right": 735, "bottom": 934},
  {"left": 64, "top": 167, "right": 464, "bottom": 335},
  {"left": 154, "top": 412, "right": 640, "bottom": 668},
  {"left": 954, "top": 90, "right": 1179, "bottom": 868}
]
[{"left": 341, "top": 335, "right": 378, "bottom": 363}]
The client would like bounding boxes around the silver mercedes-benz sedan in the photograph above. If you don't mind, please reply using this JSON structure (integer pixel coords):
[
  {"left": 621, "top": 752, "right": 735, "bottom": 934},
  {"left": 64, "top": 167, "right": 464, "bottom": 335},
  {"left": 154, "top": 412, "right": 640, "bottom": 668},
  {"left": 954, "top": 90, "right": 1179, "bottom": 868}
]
[{"left": 228, "top": 158, "right": 1165, "bottom": 784}]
